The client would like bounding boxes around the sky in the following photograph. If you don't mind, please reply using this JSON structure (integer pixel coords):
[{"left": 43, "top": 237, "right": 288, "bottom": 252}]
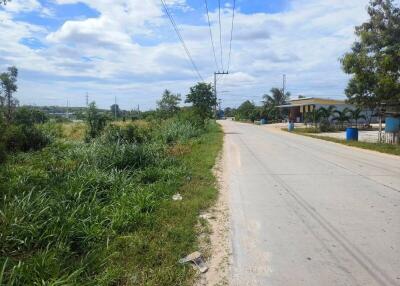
[{"left": 0, "top": 0, "right": 371, "bottom": 110}]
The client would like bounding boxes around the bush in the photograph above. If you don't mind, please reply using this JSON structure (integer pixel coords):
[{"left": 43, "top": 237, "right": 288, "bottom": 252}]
[
  {"left": 177, "top": 108, "right": 206, "bottom": 128},
  {"left": 0, "top": 142, "right": 6, "bottom": 163},
  {"left": 319, "top": 120, "right": 335, "bottom": 132},
  {"left": 38, "top": 122, "right": 64, "bottom": 139},
  {"left": 85, "top": 102, "right": 108, "bottom": 141},
  {"left": 158, "top": 119, "right": 202, "bottom": 144},
  {"left": 14, "top": 107, "right": 48, "bottom": 126},
  {"left": 2, "top": 125, "right": 51, "bottom": 152},
  {"left": 101, "top": 124, "right": 151, "bottom": 144}
]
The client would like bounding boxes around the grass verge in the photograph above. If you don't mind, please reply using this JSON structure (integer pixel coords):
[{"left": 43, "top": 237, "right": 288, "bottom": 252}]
[
  {"left": 108, "top": 122, "right": 224, "bottom": 285},
  {"left": 288, "top": 131, "right": 400, "bottom": 156}
]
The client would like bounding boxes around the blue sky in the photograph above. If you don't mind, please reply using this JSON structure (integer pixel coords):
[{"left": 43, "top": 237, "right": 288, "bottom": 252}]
[{"left": 0, "top": 0, "right": 370, "bottom": 110}]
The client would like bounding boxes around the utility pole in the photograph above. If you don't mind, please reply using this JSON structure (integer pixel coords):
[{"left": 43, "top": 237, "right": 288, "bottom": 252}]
[
  {"left": 214, "top": 71, "right": 229, "bottom": 117},
  {"left": 86, "top": 92, "right": 89, "bottom": 106},
  {"left": 66, "top": 99, "right": 69, "bottom": 119},
  {"left": 282, "top": 74, "right": 286, "bottom": 95},
  {"left": 114, "top": 96, "right": 117, "bottom": 120},
  {"left": 218, "top": 98, "right": 222, "bottom": 113}
]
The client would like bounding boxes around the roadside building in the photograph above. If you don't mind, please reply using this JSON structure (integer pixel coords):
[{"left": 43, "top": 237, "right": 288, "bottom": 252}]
[{"left": 278, "top": 97, "right": 353, "bottom": 123}]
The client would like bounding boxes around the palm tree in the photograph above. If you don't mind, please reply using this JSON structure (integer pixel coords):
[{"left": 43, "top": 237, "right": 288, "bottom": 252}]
[
  {"left": 304, "top": 109, "right": 321, "bottom": 127},
  {"left": 262, "top": 88, "right": 290, "bottom": 120},
  {"left": 348, "top": 108, "right": 366, "bottom": 128},
  {"left": 333, "top": 108, "right": 350, "bottom": 129},
  {"left": 263, "top": 88, "right": 290, "bottom": 106},
  {"left": 317, "top": 105, "right": 336, "bottom": 122}
]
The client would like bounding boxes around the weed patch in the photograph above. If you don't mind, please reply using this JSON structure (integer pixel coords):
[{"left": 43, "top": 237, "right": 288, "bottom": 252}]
[{"left": 0, "top": 120, "right": 223, "bottom": 285}]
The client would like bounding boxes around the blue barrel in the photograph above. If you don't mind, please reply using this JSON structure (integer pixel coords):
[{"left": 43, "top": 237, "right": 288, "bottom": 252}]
[
  {"left": 260, "top": 118, "right": 267, "bottom": 125},
  {"left": 385, "top": 117, "right": 400, "bottom": 133},
  {"left": 288, "top": 122, "right": 294, "bottom": 132},
  {"left": 346, "top": 127, "right": 358, "bottom": 141}
]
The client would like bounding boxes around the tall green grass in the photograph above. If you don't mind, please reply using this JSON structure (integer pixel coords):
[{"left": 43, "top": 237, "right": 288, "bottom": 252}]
[{"left": 0, "top": 119, "right": 222, "bottom": 285}]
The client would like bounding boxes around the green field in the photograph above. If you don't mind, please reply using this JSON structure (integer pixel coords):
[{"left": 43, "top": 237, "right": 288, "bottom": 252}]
[{"left": 0, "top": 119, "right": 223, "bottom": 285}]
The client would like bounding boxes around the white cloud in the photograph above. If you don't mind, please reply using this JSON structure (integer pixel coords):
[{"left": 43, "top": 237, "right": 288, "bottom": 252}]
[
  {"left": 0, "top": 0, "right": 372, "bottom": 109},
  {"left": 2, "top": 0, "right": 41, "bottom": 13}
]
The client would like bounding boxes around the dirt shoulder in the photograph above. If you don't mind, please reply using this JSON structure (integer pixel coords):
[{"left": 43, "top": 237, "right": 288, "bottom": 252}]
[{"left": 196, "top": 143, "right": 232, "bottom": 286}]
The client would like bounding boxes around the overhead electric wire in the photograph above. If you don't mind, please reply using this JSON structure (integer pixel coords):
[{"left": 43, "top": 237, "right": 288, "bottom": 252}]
[
  {"left": 218, "top": 0, "right": 224, "bottom": 71},
  {"left": 160, "top": 0, "right": 204, "bottom": 82},
  {"left": 227, "top": 0, "right": 236, "bottom": 73},
  {"left": 204, "top": 0, "right": 220, "bottom": 72}
]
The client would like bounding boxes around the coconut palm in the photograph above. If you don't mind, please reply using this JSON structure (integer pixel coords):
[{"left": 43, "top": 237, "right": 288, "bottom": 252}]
[
  {"left": 262, "top": 88, "right": 290, "bottom": 106},
  {"left": 348, "top": 108, "right": 366, "bottom": 128},
  {"left": 262, "top": 88, "right": 290, "bottom": 120},
  {"left": 333, "top": 108, "right": 350, "bottom": 129}
]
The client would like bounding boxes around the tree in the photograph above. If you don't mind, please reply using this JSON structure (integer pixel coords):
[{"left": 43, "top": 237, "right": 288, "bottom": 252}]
[
  {"left": 0, "top": 1, "right": 11, "bottom": 5},
  {"left": 318, "top": 105, "right": 336, "bottom": 122},
  {"left": 185, "top": 82, "right": 216, "bottom": 120},
  {"left": 235, "top": 100, "right": 258, "bottom": 121},
  {"left": 317, "top": 105, "right": 336, "bottom": 131},
  {"left": 157, "top": 89, "right": 181, "bottom": 118},
  {"left": 223, "top": 107, "right": 235, "bottom": 117},
  {"left": 262, "top": 87, "right": 290, "bottom": 120},
  {"left": 341, "top": 0, "right": 400, "bottom": 109},
  {"left": 0, "top": 66, "right": 18, "bottom": 123},
  {"left": 348, "top": 108, "right": 367, "bottom": 127},
  {"left": 110, "top": 104, "right": 120, "bottom": 119},
  {"left": 14, "top": 107, "right": 48, "bottom": 126},
  {"left": 333, "top": 108, "right": 351, "bottom": 129},
  {"left": 304, "top": 109, "right": 321, "bottom": 127}
]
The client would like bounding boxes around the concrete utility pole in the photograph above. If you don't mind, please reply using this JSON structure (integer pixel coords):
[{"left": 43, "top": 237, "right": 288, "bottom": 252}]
[
  {"left": 86, "top": 92, "right": 89, "bottom": 106},
  {"left": 114, "top": 96, "right": 117, "bottom": 120},
  {"left": 282, "top": 74, "right": 286, "bottom": 95},
  {"left": 214, "top": 71, "right": 229, "bottom": 117},
  {"left": 66, "top": 99, "right": 69, "bottom": 119}
]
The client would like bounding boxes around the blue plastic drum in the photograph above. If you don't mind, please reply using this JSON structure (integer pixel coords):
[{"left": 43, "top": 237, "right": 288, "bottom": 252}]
[
  {"left": 385, "top": 117, "right": 400, "bottom": 133},
  {"left": 288, "top": 122, "right": 294, "bottom": 132},
  {"left": 346, "top": 127, "right": 358, "bottom": 141}
]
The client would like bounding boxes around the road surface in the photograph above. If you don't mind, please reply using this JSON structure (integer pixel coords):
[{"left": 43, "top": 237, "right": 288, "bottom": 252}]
[{"left": 219, "top": 120, "right": 400, "bottom": 286}]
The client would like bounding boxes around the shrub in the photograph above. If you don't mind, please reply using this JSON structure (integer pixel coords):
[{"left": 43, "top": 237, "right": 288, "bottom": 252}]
[
  {"left": 38, "top": 122, "right": 63, "bottom": 139},
  {"left": 85, "top": 102, "right": 108, "bottom": 141},
  {"left": 101, "top": 124, "right": 150, "bottom": 144},
  {"left": 2, "top": 125, "right": 51, "bottom": 152},
  {"left": 177, "top": 108, "right": 205, "bottom": 128},
  {"left": 319, "top": 120, "right": 335, "bottom": 132},
  {"left": 14, "top": 107, "right": 48, "bottom": 126},
  {"left": 0, "top": 142, "right": 6, "bottom": 163},
  {"left": 158, "top": 119, "right": 202, "bottom": 144}
]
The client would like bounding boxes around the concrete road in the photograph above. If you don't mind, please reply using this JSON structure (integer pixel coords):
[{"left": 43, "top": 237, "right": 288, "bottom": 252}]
[{"left": 219, "top": 120, "right": 400, "bottom": 286}]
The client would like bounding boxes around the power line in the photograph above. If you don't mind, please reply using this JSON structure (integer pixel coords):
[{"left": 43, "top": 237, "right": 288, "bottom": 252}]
[
  {"left": 204, "top": 0, "right": 220, "bottom": 71},
  {"left": 218, "top": 0, "right": 224, "bottom": 71},
  {"left": 227, "top": 0, "right": 236, "bottom": 73},
  {"left": 160, "top": 0, "right": 204, "bottom": 82}
]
